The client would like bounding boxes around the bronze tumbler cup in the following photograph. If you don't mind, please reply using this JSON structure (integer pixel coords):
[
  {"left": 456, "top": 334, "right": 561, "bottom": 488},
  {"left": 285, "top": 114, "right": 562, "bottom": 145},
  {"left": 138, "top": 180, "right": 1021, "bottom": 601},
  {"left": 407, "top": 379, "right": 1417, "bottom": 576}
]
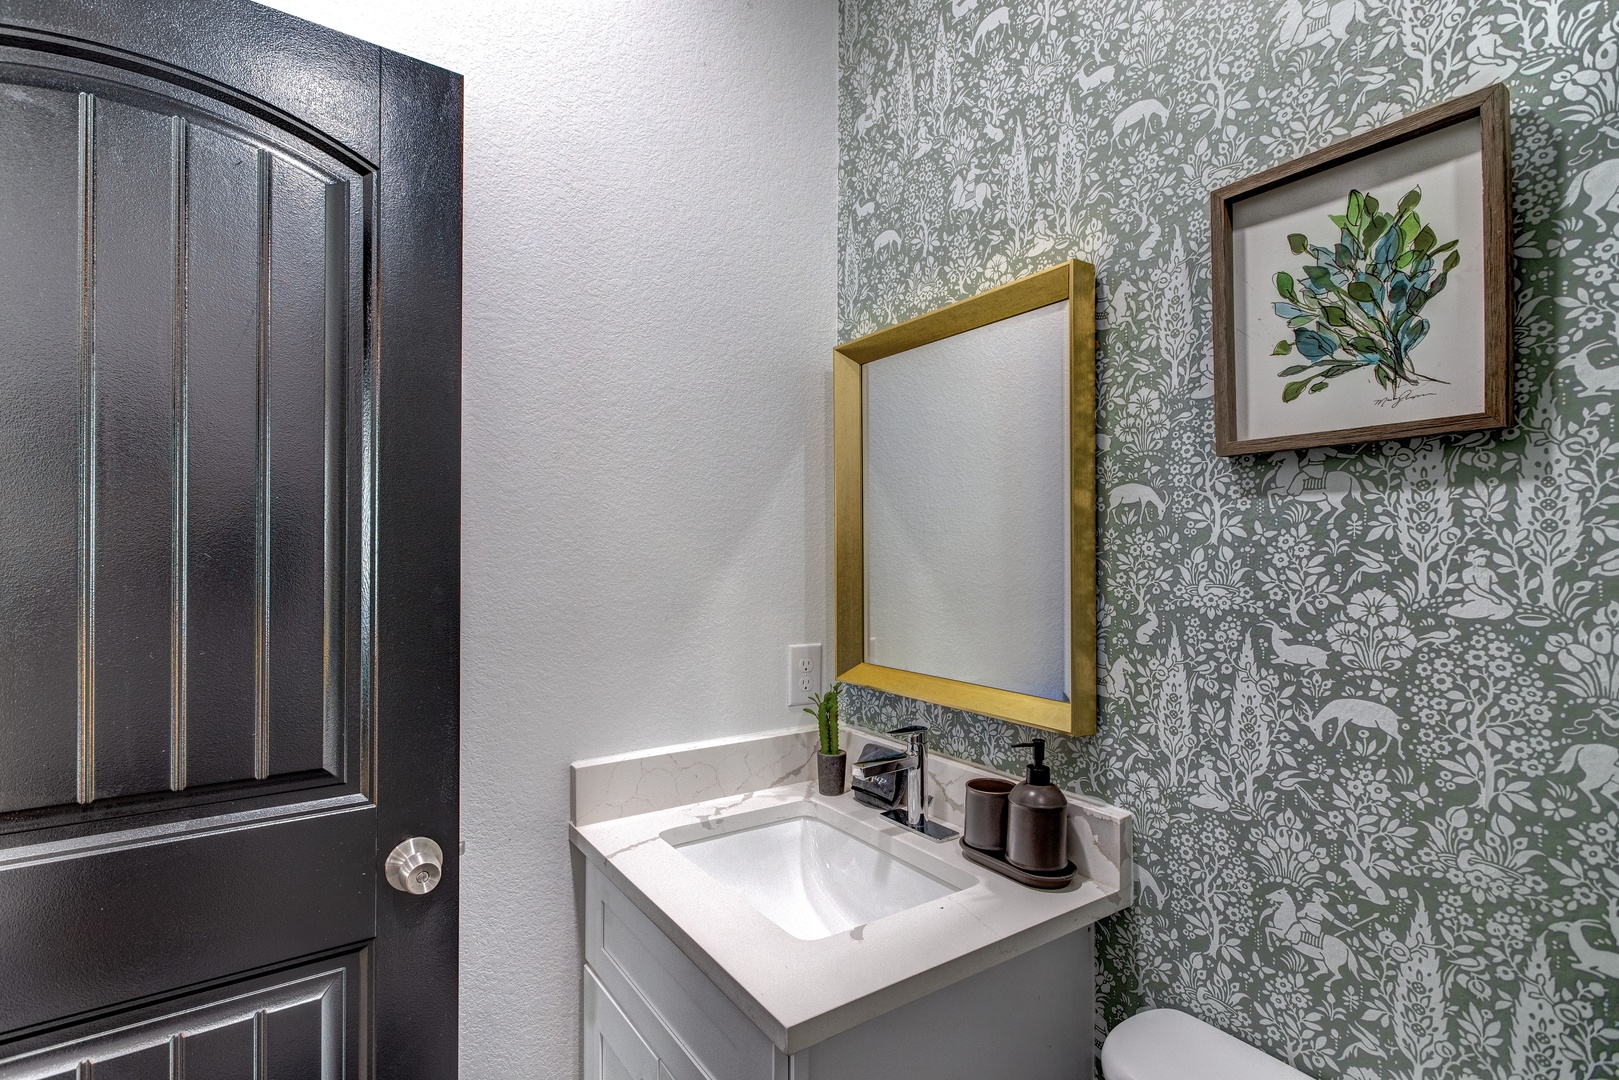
[{"left": 964, "top": 777, "right": 1015, "bottom": 852}]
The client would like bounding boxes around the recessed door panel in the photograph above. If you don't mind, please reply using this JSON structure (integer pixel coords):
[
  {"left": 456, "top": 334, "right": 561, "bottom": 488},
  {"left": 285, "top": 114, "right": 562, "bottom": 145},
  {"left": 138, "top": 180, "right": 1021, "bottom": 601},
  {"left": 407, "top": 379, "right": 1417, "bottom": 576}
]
[
  {"left": 0, "top": 955, "right": 357, "bottom": 1080},
  {"left": 182, "top": 119, "right": 269, "bottom": 793},
  {"left": 0, "top": 81, "right": 85, "bottom": 815},
  {"left": 264, "top": 159, "right": 339, "bottom": 781},
  {"left": 72, "top": 1044, "right": 169, "bottom": 1080},
  {"left": 91, "top": 96, "right": 183, "bottom": 802},
  {"left": 181, "top": 1016, "right": 255, "bottom": 1080},
  {"left": 0, "top": 71, "right": 352, "bottom": 816}
]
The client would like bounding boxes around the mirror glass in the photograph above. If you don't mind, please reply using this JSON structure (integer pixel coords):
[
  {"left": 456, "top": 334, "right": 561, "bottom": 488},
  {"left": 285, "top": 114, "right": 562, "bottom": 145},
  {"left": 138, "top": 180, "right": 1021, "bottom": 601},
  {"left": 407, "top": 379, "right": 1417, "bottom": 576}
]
[{"left": 863, "top": 300, "right": 1070, "bottom": 701}]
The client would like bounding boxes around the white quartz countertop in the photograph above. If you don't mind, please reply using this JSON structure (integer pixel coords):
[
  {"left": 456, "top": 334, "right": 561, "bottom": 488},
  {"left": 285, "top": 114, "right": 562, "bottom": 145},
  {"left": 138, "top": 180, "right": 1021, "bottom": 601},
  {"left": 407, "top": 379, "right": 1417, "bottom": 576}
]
[{"left": 569, "top": 777, "right": 1132, "bottom": 1054}]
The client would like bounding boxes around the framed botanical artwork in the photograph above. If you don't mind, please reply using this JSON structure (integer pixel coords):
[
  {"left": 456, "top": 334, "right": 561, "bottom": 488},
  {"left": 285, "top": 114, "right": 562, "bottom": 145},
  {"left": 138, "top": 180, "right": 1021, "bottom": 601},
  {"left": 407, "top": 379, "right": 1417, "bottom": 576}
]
[{"left": 1211, "top": 84, "right": 1513, "bottom": 456}]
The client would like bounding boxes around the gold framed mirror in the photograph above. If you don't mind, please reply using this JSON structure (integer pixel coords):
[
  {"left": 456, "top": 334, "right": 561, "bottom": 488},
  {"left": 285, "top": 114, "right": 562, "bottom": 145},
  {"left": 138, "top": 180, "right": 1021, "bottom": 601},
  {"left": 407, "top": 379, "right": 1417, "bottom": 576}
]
[{"left": 834, "top": 260, "right": 1098, "bottom": 737}]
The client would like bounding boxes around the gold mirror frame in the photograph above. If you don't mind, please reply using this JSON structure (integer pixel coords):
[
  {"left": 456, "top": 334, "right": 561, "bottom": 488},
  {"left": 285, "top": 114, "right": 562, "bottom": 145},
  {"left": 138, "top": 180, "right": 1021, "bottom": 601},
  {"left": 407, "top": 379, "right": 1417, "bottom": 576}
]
[{"left": 834, "top": 260, "right": 1098, "bottom": 737}]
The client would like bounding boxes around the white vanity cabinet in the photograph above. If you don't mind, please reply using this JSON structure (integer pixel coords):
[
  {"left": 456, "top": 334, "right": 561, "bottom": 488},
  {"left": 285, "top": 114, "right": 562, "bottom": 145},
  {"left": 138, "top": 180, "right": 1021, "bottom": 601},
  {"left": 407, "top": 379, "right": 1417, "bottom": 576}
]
[
  {"left": 571, "top": 731, "right": 1131, "bottom": 1080},
  {"left": 582, "top": 862, "right": 1096, "bottom": 1080}
]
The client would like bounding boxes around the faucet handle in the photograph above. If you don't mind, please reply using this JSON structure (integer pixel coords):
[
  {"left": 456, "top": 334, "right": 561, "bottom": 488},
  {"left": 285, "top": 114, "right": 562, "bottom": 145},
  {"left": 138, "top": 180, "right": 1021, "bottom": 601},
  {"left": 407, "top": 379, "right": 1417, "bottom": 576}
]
[{"left": 887, "top": 724, "right": 927, "bottom": 748}]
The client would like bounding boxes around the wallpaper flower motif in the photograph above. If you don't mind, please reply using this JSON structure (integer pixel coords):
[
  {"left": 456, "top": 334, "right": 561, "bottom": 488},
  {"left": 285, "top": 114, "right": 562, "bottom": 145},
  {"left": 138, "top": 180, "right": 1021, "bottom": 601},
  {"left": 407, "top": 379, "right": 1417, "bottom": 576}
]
[{"left": 837, "top": 1, "right": 1619, "bottom": 1076}]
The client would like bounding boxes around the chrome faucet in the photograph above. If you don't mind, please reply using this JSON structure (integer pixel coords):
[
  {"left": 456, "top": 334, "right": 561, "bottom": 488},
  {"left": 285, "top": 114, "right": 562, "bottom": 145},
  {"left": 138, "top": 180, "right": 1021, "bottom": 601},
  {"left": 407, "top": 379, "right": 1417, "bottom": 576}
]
[{"left": 853, "top": 725, "right": 959, "bottom": 843}]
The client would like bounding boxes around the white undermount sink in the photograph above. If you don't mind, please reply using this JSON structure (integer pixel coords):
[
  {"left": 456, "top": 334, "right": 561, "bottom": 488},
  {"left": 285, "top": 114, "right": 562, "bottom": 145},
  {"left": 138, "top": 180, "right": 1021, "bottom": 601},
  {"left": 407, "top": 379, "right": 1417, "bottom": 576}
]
[{"left": 662, "top": 801, "right": 973, "bottom": 940}]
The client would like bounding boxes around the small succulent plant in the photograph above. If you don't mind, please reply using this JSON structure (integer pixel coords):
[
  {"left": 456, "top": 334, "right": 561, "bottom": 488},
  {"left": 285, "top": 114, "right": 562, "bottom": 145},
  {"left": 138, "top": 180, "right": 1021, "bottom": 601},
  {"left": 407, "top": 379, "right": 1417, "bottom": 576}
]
[
  {"left": 1270, "top": 185, "right": 1459, "bottom": 405},
  {"left": 805, "top": 683, "right": 842, "bottom": 756}
]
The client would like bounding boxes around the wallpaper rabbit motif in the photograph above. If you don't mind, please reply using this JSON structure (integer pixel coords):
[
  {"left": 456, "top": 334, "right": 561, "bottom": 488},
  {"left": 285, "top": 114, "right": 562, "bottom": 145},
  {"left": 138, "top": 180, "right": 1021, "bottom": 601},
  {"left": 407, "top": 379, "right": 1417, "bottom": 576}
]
[{"left": 838, "top": 1, "right": 1619, "bottom": 1075}]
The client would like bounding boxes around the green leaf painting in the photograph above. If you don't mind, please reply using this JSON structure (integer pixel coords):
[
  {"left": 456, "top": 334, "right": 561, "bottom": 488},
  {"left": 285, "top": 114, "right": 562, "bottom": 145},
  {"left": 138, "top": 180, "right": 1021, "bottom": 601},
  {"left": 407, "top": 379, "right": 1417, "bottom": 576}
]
[{"left": 1271, "top": 187, "right": 1459, "bottom": 405}]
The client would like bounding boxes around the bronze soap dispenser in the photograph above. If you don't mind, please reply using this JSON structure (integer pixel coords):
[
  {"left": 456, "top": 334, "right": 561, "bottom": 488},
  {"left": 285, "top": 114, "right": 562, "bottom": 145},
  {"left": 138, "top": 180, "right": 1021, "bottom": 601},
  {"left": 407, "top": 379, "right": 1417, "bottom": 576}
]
[{"left": 1006, "top": 738, "right": 1068, "bottom": 873}]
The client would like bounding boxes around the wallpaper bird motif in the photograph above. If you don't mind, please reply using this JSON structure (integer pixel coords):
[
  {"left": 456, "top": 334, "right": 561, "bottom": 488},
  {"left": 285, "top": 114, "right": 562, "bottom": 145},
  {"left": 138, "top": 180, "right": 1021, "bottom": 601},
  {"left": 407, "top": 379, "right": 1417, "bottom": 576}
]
[{"left": 837, "top": 1, "right": 1619, "bottom": 1076}]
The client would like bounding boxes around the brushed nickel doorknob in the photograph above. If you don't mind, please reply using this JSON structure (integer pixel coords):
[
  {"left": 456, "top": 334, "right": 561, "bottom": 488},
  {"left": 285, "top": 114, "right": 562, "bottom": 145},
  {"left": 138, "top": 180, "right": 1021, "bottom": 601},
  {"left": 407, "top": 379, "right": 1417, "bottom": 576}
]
[{"left": 385, "top": 837, "right": 444, "bottom": 895}]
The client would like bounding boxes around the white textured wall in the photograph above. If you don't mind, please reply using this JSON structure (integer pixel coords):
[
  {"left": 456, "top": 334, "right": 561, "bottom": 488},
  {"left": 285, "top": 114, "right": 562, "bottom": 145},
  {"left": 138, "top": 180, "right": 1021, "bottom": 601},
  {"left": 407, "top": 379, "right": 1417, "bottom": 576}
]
[{"left": 259, "top": 2, "right": 838, "bottom": 1074}]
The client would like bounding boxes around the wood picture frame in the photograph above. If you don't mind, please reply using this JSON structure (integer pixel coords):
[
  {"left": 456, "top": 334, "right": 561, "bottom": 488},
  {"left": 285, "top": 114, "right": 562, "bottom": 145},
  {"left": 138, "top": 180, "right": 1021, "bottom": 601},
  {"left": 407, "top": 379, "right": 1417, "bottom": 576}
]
[
  {"left": 1212, "top": 84, "right": 1513, "bottom": 456},
  {"left": 834, "top": 260, "right": 1098, "bottom": 737}
]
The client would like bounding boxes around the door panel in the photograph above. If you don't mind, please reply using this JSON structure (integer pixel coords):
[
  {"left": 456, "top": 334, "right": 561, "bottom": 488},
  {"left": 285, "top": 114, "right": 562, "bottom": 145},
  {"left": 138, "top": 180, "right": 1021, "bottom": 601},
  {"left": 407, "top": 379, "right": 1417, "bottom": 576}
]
[
  {"left": 182, "top": 1016, "right": 255, "bottom": 1079},
  {"left": 0, "top": 80, "right": 83, "bottom": 816},
  {"left": 91, "top": 95, "right": 181, "bottom": 802},
  {"left": 0, "top": 3, "right": 459, "bottom": 1074},
  {"left": 183, "top": 119, "right": 274, "bottom": 791},
  {"left": 86, "top": 1046, "right": 169, "bottom": 1080},
  {"left": 264, "top": 159, "right": 338, "bottom": 782},
  {"left": 0, "top": 64, "right": 354, "bottom": 819},
  {"left": 0, "top": 798, "right": 373, "bottom": 1034},
  {"left": 0, "top": 954, "right": 359, "bottom": 1080}
]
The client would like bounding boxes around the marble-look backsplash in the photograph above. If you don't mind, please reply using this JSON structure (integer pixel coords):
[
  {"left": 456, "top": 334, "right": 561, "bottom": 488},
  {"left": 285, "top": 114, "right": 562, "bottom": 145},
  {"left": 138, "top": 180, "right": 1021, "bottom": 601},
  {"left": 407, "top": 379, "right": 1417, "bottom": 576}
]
[{"left": 571, "top": 726, "right": 816, "bottom": 826}]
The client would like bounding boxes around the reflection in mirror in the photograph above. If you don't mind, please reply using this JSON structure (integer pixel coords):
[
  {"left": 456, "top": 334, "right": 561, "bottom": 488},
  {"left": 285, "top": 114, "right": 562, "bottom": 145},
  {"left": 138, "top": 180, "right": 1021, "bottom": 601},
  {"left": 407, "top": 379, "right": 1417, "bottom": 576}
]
[{"left": 864, "top": 301, "right": 1070, "bottom": 701}]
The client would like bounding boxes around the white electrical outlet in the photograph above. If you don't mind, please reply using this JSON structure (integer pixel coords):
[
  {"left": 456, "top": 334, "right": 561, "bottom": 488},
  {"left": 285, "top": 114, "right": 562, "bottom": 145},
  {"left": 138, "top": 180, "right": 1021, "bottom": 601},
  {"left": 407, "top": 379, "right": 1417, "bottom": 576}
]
[{"left": 787, "top": 644, "right": 822, "bottom": 708}]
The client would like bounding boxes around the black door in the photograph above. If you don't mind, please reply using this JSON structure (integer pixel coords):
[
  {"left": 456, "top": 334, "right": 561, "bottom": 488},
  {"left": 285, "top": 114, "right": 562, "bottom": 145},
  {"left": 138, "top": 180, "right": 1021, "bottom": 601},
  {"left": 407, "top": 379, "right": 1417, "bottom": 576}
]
[{"left": 0, "top": 3, "right": 460, "bottom": 1077}]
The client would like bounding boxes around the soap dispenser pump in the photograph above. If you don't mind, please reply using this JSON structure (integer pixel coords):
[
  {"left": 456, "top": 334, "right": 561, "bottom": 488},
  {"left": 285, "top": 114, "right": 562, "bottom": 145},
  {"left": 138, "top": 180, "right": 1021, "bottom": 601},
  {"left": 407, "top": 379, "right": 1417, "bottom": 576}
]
[{"left": 1006, "top": 738, "right": 1069, "bottom": 873}]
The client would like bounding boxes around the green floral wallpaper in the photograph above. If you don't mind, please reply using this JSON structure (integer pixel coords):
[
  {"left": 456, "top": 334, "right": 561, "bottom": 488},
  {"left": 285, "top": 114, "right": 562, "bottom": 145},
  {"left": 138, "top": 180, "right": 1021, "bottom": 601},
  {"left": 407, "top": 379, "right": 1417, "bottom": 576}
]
[{"left": 837, "top": 1, "right": 1619, "bottom": 1076}]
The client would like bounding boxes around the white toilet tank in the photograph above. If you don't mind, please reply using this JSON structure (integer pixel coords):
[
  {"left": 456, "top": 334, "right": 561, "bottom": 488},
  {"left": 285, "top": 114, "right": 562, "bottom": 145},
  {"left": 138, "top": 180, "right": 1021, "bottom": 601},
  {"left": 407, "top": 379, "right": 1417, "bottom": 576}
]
[{"left": 1101, "top": 1009, "right": 1310, "bottom": 1080}]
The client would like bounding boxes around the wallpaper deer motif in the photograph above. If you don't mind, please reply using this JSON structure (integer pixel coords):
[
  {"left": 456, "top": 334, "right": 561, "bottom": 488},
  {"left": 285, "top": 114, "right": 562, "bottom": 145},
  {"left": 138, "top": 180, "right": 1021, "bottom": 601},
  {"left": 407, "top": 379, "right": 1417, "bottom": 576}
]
[{"left": 838, "top": 1, "right": 1619, "bottom": 1075}]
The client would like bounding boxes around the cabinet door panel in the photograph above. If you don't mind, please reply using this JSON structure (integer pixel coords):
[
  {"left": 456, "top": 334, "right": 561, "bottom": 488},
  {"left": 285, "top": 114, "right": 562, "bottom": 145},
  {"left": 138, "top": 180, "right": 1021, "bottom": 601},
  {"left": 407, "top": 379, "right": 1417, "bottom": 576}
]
[
  {"left": 585, "top": 864, "right": 771, "bottom": 1079},
  {"left": 583, "top": 968, "right": 659, "bottom": 1080}
]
